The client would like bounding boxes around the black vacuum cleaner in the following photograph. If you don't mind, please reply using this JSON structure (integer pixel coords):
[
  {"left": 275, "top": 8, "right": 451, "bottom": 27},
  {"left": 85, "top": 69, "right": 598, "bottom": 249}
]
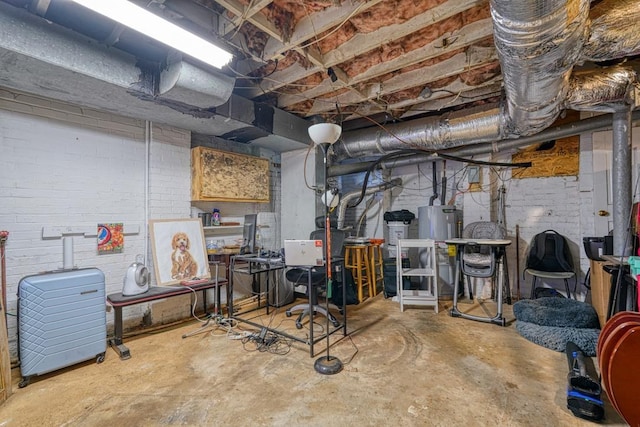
[{"left": 565, "top": 341, "right": 604, "bottom": 422}]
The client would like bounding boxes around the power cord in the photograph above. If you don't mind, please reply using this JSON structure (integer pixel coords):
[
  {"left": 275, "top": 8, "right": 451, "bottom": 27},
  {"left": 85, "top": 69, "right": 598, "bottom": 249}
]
[{"left": 241, "top": 327, "right": 291, "bottom": 355}]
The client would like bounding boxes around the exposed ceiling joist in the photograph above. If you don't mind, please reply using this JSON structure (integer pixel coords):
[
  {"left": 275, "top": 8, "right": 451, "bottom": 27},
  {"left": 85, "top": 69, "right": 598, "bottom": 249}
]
[{"left": 215, "top": 0, "right": 283, "bottom": 41}]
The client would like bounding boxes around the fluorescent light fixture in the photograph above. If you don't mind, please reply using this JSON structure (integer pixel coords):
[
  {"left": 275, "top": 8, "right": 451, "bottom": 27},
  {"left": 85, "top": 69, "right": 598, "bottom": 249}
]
[{"left": 71, "top": 0, "right": 233, "bottom": 69}]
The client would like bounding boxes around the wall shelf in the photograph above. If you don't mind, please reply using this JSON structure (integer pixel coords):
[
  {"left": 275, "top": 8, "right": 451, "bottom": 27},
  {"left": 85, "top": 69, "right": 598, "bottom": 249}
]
[{"left": 203, "top": 225, "right": 243, "bottom": 235}]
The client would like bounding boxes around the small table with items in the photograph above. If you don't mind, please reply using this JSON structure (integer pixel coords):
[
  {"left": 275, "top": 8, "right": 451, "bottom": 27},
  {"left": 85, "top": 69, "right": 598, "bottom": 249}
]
[
  {"left": 446, "top": 238, "right": 511, "bottom": 326},
  {"left": 107, "top": 278, "right": 226, "bottom": 359}
]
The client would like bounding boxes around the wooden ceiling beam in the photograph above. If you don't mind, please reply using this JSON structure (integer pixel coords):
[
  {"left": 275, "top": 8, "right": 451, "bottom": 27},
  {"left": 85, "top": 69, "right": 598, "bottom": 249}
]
[
  {"left": 305, "top": 54, "right": 500, "bottom": 115},
  {"left": 261, "top": 0, "right": 388, "bottom": 60},
  {"left": 221, "top": 0, "right": 274, "bottom": 36},
  {"left": 346, "top": 80, "right": 503, "bottom": 120},
  {"left": 214, "top": 0, "right": 282, "bottom": 41},
  {"left": 240, "top": 6, "right": 491, "bottom": 98},
  {"left": 279, "top": 23, "right": 494, "bottom": 110}
]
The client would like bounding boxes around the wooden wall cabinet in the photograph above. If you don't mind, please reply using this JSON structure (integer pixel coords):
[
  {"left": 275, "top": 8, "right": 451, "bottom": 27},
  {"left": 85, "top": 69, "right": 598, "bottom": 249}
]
[{"left": 191, "top": 146, "right": 270, "bottom": 202}]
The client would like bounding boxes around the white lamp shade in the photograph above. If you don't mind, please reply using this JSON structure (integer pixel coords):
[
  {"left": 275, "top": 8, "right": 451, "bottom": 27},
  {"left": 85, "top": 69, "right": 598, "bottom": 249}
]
[{"left": 308, "top": 123, "right": 342, "bottom": 145}]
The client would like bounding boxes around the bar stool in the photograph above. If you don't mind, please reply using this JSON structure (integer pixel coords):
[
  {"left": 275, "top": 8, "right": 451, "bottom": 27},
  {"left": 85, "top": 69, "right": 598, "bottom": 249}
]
[
  {"left": 345, "top": 243, "right": 374, "bottom": 303},
  {"left": 369, "top": 238, "right": 385, "bottom": 295}
]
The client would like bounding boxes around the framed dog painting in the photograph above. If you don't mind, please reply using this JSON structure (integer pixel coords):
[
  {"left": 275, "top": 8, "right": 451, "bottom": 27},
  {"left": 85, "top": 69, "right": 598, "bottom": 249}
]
[{"left": 149, "top": 218, "right": 210, "bottom": 286}]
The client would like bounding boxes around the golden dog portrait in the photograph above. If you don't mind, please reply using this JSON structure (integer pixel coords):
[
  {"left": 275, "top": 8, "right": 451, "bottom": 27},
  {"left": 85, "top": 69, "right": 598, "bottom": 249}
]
[{"left": 170, "top": 232, "right": 198, "bottom": 280}]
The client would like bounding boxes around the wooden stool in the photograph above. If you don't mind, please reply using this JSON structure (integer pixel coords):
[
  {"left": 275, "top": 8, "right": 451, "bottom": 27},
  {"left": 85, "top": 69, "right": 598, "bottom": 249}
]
[
  {"left": 345, "top": 244, "right": 374, "bottom": 303},
  {"left": 369, "top": 239, "right": 384, "bottom": 296}
]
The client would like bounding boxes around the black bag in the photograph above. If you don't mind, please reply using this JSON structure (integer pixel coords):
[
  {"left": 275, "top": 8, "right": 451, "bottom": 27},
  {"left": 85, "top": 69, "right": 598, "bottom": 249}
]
[
  {"left": 383, "top": 209, "right": 415, "bottom": 224},
  {"left": 525, "top": 230, "right": 574, "bottom": 273},
  {"left": 382, "top": 257, "right": 410, "bottom": 298},
  {"left": 331, "top": 269, "right": 359, "bottom": 306}
]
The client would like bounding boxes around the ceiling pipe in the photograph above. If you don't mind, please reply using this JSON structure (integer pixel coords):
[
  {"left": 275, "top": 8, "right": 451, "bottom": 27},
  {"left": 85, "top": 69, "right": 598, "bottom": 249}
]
[
  {"left": 0, "top": 1, "right": 311, "bottom": 151},
  {"left": 333, "top": 0, "right": 640, "bottom": 162},
  {"left": 336, "top": 178, "right": 402, "bottom": 229},
  {"left": 332, "top": 0, "right": 590, "bottom": 161},
  {"left": 491, "top": 0, "right": 589, "bottom": 137},
  {"left": 612, "top": 108, "right": 633, "bottom": 256},
  {"left": 565, "top": 66, "right": 639, "bottom": 113},
  {"left": 328, "top": 110, "right": 640, "bottom": 177}
]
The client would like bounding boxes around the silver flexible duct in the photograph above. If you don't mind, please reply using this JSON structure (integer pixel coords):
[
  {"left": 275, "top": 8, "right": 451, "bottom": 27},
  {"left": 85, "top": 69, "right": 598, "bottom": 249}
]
[
  {"left": 565, "top": 66, "right": 639, "bottom": 112},
  {"left": 581, "top": 0, "right": 640, "bottom": 62},
  {"left": 491, "top": 0, "right": 589, "bottom": 136},
  {"left": 328, "top": 110, "right": 640, "bottom": 177},
  {"left": 332, "top": 107, "right": 504, "bottom": 159},
  {"left": 332, "top": 0, "right": 589, "bottom": 161},
  {"left": 336, "top": 178, "right": 402, "bottom": 229}
]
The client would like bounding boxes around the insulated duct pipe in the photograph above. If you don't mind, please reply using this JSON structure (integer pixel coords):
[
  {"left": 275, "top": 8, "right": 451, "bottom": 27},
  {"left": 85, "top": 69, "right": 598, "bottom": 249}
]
[
  {"left": 330, "top": 64, "right": 638, "bottom": 176},
  {"left": 491, "top": 0, "right": 589, "bottom": 136},
  {"left": 332, "top": 0, "right": 590, "bottom": 161},
  {"left": 565, "top": 66, "right": 639, "bottom": 113},
  {"left": 328, "top": 110, "right": 640, "bottom": 177},
  {"left": 332, "top": 107, "right": 504, "bottom": 160},
  {"left": 581, "top": 0, "right": 640, "bottom": 62},
  {"left": 336, "top": 178, "right": 402, "bottom": 229}
]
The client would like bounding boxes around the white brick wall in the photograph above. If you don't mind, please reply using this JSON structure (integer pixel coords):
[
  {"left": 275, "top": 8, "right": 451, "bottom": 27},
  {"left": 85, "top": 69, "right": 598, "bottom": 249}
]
[
  {"left": 0, "top": 91, "right": 192, "bottom": 360},
  {"left": 367, "top": 133, "right": 640, "bottom": 301}
]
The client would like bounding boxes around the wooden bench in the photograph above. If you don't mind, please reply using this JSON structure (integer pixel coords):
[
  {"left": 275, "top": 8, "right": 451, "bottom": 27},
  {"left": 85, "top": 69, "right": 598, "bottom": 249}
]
[{"left": 107, "top": 278, "right": 227, "bottom": 360}]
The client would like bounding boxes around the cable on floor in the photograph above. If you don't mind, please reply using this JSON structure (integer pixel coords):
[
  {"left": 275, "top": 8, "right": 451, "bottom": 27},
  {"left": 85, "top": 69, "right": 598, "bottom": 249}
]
[{"left": 241, "top": 329, "right": 291, "bottom": 355}]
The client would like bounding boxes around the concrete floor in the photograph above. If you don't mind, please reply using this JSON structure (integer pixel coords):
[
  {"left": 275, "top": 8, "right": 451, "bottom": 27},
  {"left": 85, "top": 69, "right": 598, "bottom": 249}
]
[{"left": 0, "top": 294, "right": 627, "bottom": 426}]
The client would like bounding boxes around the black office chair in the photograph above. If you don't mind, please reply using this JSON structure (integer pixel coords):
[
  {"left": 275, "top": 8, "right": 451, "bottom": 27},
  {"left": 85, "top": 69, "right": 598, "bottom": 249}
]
[
  {"left": 285, "top": 229, "right": 346, "bottom": 329},
  {"left": 461, "top": 221, "right": 508, "bottom": 300}
]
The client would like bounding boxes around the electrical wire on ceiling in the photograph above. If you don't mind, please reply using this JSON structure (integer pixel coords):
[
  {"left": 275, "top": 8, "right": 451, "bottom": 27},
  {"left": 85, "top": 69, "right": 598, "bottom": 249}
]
[
  {"left": 436, "top": 153, "right": 532, "bottom": 168},
  {"left": 296, "top": 2, "right": 367, "bottom": 50},
  {"left": 345, "top": 145, "right": 533, "bottom": 210},
  {"left": 347, "top": 148, "right": 429, "bottom": 208},
  {"left": 227, "top": 59, "right": 280, "bottom": 80},
  {"left": 228, "top": 0, "right": 257, "bottom": 41}
]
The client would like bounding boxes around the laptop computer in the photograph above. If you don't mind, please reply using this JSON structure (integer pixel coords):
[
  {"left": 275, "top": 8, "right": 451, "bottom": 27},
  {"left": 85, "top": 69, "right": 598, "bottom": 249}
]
[{"left": 284, "top": 239, "right": 325, "bottom": 267}]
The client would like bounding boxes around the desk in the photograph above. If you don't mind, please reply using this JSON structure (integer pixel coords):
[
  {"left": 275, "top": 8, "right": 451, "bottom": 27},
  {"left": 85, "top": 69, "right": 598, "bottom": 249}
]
[
  {"left": 232, "top": 256, "right": 348, "bottom": 357},
  {"left": 107, "top": 279, "right": 226, "bottom": 359},
  {"left": 229, "top": 254, "right": 285, "bottom": 316},
  {"left": 446, "top": 239, "right": 511, "bottom": 326}
]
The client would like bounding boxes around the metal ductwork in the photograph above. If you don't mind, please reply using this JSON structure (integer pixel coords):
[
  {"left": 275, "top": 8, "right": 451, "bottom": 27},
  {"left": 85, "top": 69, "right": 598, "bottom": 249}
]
[
  {"left": 332, "top": 107, "right": 505, "bottom": 159},
  {"left": 565, "top": 66, "right": 639, "bottom": 113},
  {"left": 329, "top": 63, "right": 639, "bottom": 176},
  {"left": 336, "top": 178, "right": 402, "bottom": 229},
  {"left": 329, "top": 110, "right": 640, "bottom": 177},
  {"left": 581, "top": 0, "right": 640, "bottom": 62},
  {"left": 491, "top": 0, "right": 589, "bottom": 136},
  {"left": 335, "top": 0, "right": 640, "bottom": 162},
  {"left": 159, "top": 60, "right": 234, "bottom": 109},
  {"left": 0, "top": 1, "right": 311, "bottom": 151}
]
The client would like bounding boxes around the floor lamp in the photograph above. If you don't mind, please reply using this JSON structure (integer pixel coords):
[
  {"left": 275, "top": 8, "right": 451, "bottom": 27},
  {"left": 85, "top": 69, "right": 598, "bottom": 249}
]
[{"left": 308, "top": 123, "right": 343, "bottom": 375}]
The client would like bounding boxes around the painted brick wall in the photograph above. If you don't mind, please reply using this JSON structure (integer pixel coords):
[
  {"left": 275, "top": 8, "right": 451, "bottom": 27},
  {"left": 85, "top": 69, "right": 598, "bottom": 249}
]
[
  {"left": 0, "top": 89, "right": 192, "bottom": 360},
  {"left": 360, "top": 138, "right": 637, "bottom": 300}
]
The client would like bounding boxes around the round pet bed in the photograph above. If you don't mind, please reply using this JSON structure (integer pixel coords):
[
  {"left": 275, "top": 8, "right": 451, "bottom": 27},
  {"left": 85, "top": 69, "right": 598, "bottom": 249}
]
[
  {"left": 515, "top": 320, "right": 600, "bottom": 356},
  {"left": 513, "top": 297, "right": 599, "bottom": 329}
]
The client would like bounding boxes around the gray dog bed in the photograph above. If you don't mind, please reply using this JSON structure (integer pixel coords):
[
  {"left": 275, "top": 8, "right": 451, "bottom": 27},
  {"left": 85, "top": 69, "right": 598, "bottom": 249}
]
[
  {"left": 515, "top": 321, "right": 599, "bottom": 356},
  {"left": 513, "top": 297, "right": 599, "bottom": 328},
  {"left": 513, "top": 297, "right": 600, "bottom": 354}
]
